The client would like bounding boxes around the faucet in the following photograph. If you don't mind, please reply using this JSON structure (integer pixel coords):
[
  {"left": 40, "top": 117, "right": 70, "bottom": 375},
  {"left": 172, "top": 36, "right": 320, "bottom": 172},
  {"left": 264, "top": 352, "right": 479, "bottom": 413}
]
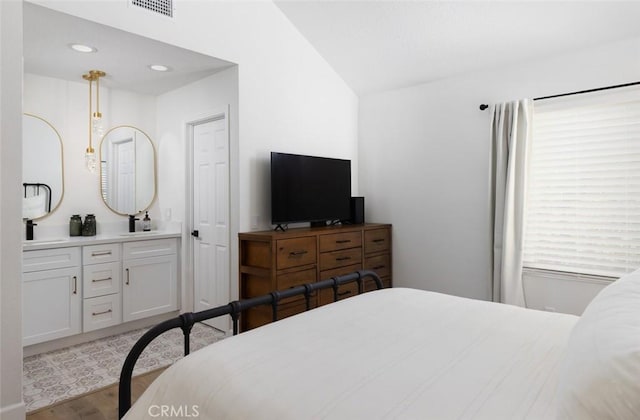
[
  {"left": 25, "top": 219, "right": 37, "bottom": 240},
  {"left": 128, "top": 215, "right": 139, "bottom": 233}
]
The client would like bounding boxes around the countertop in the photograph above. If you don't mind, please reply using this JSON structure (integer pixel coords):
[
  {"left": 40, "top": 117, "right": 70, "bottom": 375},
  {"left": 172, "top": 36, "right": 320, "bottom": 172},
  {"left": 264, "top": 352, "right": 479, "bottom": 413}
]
[{"left": 22, "top": 230, "right": 182, "bottom": 251}]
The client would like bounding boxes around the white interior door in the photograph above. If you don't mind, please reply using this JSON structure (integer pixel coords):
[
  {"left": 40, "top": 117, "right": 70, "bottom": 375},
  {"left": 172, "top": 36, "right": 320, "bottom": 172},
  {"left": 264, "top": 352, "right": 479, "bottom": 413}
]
[
  {"left": 193, "top": 117, "right": 229, "bottom": 331},
  {"left": 114, "top": 137, "right": 135, "bottom": 214}
]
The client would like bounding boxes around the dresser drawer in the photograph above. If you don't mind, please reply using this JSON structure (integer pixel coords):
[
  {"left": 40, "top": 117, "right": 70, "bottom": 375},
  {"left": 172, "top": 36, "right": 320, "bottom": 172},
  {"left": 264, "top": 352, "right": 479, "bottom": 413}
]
[
  {"left": 83, "top": 261, "right": 121, "bottom": 298},
  {"left": 123, "top": 238, "right": 177, "bottom": 260},
  {"left": 364, "top": 229, "right": 390, "bottom": 254},
  {"left": 319, "top": 231, "right": 362, "bottom": 253},
  {"left": 23, "top": 247, "right": 80, "bottom": 272},
  {"left": 319, "top": 248, "right": 362, "bottom": 271},
  {"left": 320, "top": 263, "right": 362, "bottom": 282},
  {"left": 245, "top": 297, "right": 311, "bottom": 330},
  {"left": 277, "top": 267, "right": 316, "bottom": 291},
  {"left": 364, "top": 254, "right": 391, "bottom": 278},
  {"left": 364, "top": 277, "right": 392, "bottom": 292},
  {"left": 83, "top": 294, "right": 122, "bottom": 332},
  {"left": 83, "top": 243, "right": 120, "bottom": 265},
  {"left": 319, "top": 281, "right": 359, "bottom": 306},
  {"left": 276, "top": 237, "right": 316, "bottom": 270}
]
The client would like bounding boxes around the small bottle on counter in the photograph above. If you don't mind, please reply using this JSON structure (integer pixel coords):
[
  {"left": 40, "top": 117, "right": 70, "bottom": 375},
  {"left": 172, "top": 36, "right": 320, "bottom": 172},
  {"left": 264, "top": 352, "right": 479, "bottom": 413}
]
[
  {"left": 142, "top": 211, "right": 151, "bottom": 232},
  {"left": 82, "top": 214, "right": 97, "bottom": 236},
  {"left": 69, "top": 214, "right": 82, "bottom": 236}
]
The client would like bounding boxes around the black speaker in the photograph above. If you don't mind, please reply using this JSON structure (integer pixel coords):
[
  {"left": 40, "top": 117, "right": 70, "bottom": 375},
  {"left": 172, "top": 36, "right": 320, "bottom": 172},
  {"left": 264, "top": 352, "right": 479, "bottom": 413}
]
[{"left": 350, "top": 196, "right": 365, "bottom": 224}]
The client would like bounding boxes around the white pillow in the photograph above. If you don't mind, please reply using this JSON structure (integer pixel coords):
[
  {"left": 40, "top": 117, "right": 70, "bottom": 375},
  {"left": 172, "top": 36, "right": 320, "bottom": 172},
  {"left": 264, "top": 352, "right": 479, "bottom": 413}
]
[{"left": 556, "top": 269, "right": 640, "bottom": 419}]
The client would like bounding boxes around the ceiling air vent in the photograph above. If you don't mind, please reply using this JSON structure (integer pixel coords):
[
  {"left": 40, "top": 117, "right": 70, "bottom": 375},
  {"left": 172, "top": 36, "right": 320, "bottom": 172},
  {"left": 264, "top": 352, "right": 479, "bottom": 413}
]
[{"left": 130, "top": 0, "right": 174, "bottom": 18}]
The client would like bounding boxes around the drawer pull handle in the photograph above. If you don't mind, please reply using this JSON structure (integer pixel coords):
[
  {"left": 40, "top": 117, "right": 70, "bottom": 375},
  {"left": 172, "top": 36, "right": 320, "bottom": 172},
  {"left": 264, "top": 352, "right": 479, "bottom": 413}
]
[
  {"left": 92, "top": 277, "right": 113, "bottom": 283},
  {"left": 125, "top": 268, "right": 130, "bottom": 285},
  {"left": 372, "top": 239, "right": 385, "bottom": 243},
  {"left": 337, "top": 290, "right": 352, "bottom": 297},
  {"left": 92, "top": 251, "right": 112, "bottom": 257},
  {"left": 336, "top": 256, "right": 351, "bottom": 261},
  {"left": 373, "top": 265, "right": 386, "bottom": 270},
  {"left": 92, "top": 309, "right": 113, "bottom": 316},
  {"left": 336, "top": 239, "right": 351, "bottom": 244},
  {"left": 289, "top": 250, "right": 308, "bottom": 257},
  {"left": 72, "top": 276, "right": 77, "bottom": 294}
]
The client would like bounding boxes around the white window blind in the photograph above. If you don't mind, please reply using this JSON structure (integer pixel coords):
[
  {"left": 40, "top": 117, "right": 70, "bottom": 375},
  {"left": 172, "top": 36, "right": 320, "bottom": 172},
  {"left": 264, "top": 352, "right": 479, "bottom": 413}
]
[{"left": 524, "top": 86, "right": 640, "bottom": 278}]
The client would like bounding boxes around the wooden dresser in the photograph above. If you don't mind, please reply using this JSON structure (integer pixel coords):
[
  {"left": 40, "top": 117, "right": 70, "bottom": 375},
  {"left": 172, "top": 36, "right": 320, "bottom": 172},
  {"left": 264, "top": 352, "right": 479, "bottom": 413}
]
[{"left": 239, "top": 223, "right": 392, "bottom": 331}]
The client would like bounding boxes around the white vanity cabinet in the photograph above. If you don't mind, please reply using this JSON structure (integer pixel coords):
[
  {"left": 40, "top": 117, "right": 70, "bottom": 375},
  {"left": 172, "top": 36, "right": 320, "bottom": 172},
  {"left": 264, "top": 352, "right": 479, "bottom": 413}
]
[
  {"left": 82, "top": 243, "right": 122, "bottom": 332},
  {"left": 122, "top": 238, "right": 178, "bottom": 322},
  {"left": 22, "top": 247, "right": 82, "bottom": 346}
]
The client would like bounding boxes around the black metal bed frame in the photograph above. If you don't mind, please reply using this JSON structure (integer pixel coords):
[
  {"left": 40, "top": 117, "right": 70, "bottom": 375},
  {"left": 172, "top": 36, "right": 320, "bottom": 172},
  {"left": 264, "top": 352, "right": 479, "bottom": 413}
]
[{"left": 118, "top": 270, "right": 383, "bottom": 418}]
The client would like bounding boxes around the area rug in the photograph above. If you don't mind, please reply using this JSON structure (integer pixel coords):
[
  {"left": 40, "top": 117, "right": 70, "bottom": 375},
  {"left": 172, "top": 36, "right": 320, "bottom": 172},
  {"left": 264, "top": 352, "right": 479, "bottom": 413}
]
[{"left": 23, "top": 322, "right": 223, "bottom": 413}]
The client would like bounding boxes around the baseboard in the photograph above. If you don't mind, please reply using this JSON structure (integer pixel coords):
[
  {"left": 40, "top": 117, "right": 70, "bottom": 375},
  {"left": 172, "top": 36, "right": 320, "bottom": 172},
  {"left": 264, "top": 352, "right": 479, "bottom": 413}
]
[{"left": 1, "top": 401, "right": 26, "bottom": 420}]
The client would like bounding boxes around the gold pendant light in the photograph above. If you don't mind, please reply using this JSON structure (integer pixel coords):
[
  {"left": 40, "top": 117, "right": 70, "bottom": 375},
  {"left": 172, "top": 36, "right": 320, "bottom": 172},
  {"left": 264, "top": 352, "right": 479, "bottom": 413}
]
[{"left": 82, "top": 70, "right": 106, "bottom": 173}]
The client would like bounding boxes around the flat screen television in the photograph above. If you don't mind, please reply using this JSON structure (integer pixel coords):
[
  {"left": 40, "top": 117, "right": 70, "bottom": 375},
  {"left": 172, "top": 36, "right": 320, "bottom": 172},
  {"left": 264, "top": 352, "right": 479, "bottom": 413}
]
[{"left": 271, "top": 152, "right": 351, "bottom": 227}]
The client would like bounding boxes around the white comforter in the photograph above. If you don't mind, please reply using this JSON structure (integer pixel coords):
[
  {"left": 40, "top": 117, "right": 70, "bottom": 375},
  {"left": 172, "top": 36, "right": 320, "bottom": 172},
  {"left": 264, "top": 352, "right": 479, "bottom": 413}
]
[{"left": 124, "top": 288, "right": 578, "bottom": 419}]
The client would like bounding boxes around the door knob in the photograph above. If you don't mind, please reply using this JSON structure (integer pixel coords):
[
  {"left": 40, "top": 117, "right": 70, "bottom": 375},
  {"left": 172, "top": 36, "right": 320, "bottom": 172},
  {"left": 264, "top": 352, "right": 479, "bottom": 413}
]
[{"left": 191, "top": 230, "right": 199, "bottom": 238}]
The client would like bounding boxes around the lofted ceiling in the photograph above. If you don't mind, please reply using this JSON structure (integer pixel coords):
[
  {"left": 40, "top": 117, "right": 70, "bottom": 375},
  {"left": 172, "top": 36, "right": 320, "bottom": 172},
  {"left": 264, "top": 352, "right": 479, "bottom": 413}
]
[
  {"left": 23, "top": 3, "right": 234, "bottom": 96},
  {"left": 275, "top": 1, "right": 640, "bottom": 96}
]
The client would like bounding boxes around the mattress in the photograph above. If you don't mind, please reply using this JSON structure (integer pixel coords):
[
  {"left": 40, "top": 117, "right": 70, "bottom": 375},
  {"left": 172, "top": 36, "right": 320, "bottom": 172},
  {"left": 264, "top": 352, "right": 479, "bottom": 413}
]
[{"left": 124, "top": 288, "right": 578, "bottom": 419}]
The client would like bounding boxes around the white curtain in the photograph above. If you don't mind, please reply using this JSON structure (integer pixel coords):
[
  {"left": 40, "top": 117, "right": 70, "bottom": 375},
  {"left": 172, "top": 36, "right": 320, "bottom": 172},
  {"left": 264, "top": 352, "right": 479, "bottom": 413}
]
[{"left": 490, "top": 99, "right": 532, "bottom": 306}]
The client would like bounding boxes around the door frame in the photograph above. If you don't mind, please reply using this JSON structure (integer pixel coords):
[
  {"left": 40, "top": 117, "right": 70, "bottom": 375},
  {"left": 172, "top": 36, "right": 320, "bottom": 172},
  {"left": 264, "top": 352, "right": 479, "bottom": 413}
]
[{"left": 184, "top": 106, "right": 230, "bottom": 315}]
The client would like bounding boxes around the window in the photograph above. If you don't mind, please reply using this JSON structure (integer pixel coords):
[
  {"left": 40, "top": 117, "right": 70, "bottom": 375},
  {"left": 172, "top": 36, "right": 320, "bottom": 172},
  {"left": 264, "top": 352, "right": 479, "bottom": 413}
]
[{"left": 523, "top": 86, "right": 640, "bottom": 278}]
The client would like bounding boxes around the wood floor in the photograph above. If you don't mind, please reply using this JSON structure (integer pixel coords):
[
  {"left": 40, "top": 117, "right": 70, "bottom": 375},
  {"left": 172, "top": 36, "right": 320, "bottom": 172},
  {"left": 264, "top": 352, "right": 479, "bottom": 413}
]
[{"left": 26, "top": 368, "right": 165, "bottom": 420}]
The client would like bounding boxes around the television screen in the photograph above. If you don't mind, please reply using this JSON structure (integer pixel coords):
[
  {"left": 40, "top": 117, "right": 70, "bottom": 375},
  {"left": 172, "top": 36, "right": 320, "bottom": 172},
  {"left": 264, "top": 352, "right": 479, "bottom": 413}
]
[{"left": 271, "top": 152, "right": 351, "bottom": 226}]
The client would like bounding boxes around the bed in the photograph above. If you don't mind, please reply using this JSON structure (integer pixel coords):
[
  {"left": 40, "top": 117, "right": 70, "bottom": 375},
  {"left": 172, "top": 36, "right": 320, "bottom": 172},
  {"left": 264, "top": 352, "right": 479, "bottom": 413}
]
[{"left": 119, "top": 269, "right": 640, "bottom": 419}]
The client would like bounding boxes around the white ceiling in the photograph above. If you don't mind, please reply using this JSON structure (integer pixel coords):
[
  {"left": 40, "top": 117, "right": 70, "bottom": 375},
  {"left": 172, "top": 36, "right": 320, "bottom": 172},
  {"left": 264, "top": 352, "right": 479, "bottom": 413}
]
[
  {"left": 24, "top": 3, "right": 234, "bottom": 96},
  {"left": 275, "top": 1, "right": 640, "bottom": 96}
]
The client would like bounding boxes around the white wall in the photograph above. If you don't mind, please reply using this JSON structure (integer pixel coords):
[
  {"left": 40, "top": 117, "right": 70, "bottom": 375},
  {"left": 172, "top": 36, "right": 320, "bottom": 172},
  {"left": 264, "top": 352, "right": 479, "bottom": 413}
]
[
  {"left": 23, "top": 73, "right": 158, "bottom": 232},
  {"left": 359, "top": 36, "right": 640, "bottom": 301},
  {"left": 31, "top": 0, "right": 360, "bottom": 233},
  {"left": 155, "top": 66, "right": 239, "bottom": 306},
  {"left": 1, "top": 2, "right": 25, "bottom": 418},
  {"left": 2, "top": 1, "right": 358, "bottom": 413}
]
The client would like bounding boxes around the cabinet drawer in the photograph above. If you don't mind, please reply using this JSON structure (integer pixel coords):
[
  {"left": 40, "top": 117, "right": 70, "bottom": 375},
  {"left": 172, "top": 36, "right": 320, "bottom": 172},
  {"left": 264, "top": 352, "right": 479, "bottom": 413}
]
[
  {"left": 364, "top": 229, "right": 390, "bottom": 254},
  {"left": 23, "top": 247, "right": 80, "bottom": 272},
  {"left": 83, "top": 243, "right": 120, "bottom": 264},
  {"left": 123, "top": 238, "right": 177, "bottom": 260},
  {"left": 277, "top": 267, "right": 316, "bottom": 291},
  {"left": 364, "top": 254, "right": 391, "bottom": 278},
  {"left": 319, "top": 231, "right": 362, "bottom": 253},
  {"left": 276, "top": 237, "right": 316, "bottom": 270},
  {"left": 319, "top": 248, "right": 362, "bottom": 271},
  {"left": 83, "top": 294, "right": 122, "bottom": 332},
  {"left": 83, "top": 261, "right": 121, "bottom": 298}
]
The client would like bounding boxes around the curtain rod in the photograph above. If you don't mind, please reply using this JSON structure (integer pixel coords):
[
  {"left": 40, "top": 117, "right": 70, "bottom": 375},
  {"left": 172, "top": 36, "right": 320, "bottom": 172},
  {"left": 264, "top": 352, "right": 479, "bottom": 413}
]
[{"left": 478, "top": 80, "right": 640, "bottom": 111}]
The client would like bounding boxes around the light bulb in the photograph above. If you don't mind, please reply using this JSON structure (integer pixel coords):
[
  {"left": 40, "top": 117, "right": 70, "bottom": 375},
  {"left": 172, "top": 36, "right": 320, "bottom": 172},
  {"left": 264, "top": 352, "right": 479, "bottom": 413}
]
[
  {"left": 85, "top": 149, "right": 97, "bottom": 173},
  {"left": 92, "top": 116, "right": 104, "bottom": 139}
]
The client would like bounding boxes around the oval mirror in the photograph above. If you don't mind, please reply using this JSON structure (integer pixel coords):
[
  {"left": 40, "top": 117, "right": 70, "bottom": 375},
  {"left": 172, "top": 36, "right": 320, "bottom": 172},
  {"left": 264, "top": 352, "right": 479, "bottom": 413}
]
[
  {"left": 22, "top": 114, "right": 64, "bottom": 220},
  {"left": 100, "top": 126, "right": 156, "bottom": 215}
]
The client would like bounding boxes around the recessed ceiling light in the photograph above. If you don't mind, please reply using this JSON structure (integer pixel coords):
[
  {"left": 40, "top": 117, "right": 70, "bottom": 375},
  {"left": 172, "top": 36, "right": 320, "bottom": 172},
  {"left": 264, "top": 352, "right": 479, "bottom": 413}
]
[
  {"left": 69, "top": 43, "right": 97, "bottom": 53},
  {"left": 149, "top": 64, "right": 171, "bottom": 72}
]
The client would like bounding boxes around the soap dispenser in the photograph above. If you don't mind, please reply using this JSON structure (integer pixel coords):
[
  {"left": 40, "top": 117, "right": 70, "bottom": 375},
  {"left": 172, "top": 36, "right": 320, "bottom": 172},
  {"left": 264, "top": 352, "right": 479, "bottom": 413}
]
[{"left": 142, "top": 211, "right": 151, "bottom": 232}]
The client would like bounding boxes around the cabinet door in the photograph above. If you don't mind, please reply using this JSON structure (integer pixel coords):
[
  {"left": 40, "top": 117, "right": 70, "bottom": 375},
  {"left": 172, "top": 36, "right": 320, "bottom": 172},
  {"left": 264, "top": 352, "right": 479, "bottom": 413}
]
[
  {"left": 122, "top": 254, "right": 178, "bottom": 322},
  {"left": 23, "top": 267, "right": 81, "bottom": 346}
]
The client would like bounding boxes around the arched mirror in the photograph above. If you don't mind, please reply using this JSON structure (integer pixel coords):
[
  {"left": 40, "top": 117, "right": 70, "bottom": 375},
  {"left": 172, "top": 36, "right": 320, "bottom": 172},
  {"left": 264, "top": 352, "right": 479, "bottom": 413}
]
[
  {"left": 22, "top": 114, "right": 64, "bottom": 219},
  {"left": 100, "top": 126, "right": 156, "bottom": 215}
]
